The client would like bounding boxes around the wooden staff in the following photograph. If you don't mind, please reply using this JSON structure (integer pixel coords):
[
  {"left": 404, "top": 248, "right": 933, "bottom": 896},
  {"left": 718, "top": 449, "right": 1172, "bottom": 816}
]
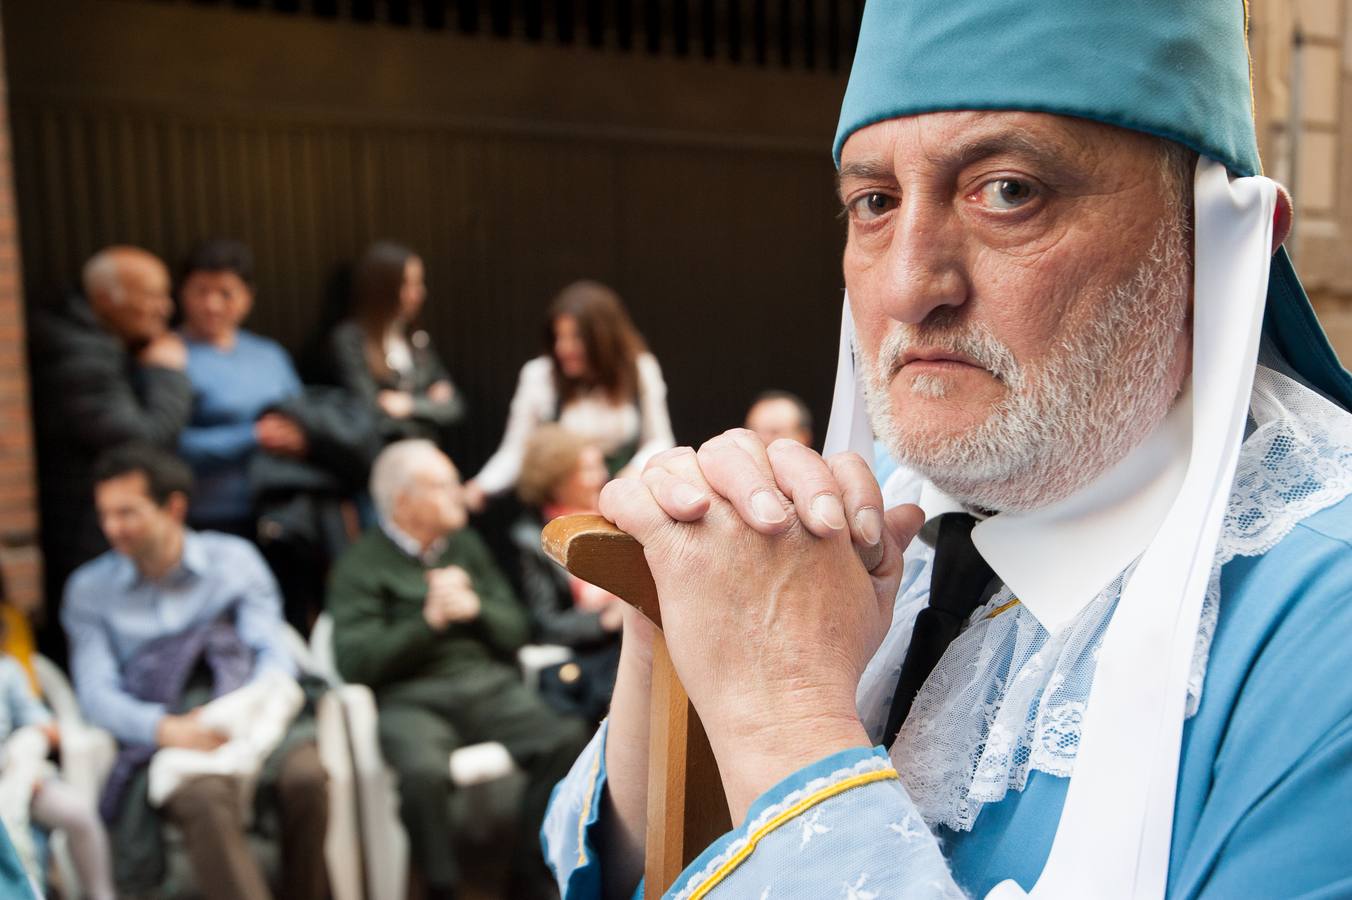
[{"left": 542, "top": 513, "right": 731, "bottom": 898}]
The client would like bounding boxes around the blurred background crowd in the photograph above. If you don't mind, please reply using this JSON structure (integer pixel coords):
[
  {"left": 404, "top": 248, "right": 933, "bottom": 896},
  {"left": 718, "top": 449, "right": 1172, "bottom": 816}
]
[
  {"left": 0, "top": 1, "right": 1346, "bottom": 898},
  {"left": 11, "top": 235, "right": 820, "bottom": 900}
]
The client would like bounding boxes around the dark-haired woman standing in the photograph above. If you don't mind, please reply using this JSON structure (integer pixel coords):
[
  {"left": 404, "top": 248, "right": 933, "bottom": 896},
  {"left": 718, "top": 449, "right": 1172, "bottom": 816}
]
[
  {"left": 465, "top": 279, "right": 674, "bottom": 510},
  {"left": 329, "top": 241, "right": 466, "bottom": 444}
]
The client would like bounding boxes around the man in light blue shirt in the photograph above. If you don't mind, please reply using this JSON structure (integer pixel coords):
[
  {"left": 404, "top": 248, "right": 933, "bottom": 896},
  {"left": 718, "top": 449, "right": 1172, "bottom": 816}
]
[{"left": 61, "top": 443, "right": 328, "bottom": 900}]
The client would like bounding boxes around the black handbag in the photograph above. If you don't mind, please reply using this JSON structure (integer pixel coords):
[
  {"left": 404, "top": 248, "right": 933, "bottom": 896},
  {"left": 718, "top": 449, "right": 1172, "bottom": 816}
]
[{"left": 536, "top": 642, "right": 621, "bottom": 726}]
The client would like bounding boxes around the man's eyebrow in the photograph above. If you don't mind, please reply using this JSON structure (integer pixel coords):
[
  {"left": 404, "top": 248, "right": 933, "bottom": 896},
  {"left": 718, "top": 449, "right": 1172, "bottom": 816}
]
[
  {"left": 838, "top": 160, "right": 899, "bottom": 182},
  {"left": 946, "top": 131, "right": 1073, "bottom": 172},
  {"left": 836, "top": 131, "right": 1076, "bottom": 198},
  {"left": 836, "top": 160, "right": 897, "bottom": 199}
]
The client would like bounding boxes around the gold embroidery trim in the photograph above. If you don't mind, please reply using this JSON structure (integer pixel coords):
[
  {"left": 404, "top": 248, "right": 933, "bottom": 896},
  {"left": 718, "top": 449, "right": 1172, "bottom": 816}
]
[
  {"left": 686, "top": 767, "right": 900, "bottom": 900},
  {"left": 576, "top": 745, "right": 603, "bottom": 867},
  {"left": 985, "top": 598, "right": 1022, "bottom": 620}
]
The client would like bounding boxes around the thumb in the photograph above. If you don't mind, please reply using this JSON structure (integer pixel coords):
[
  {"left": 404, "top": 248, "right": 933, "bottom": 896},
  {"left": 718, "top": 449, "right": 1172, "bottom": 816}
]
[
  {"left": 884, "top": 503, "right": 924, "bottom": 550},
  {"left": 869, "top": 503, "right": 924, "bottom": 585}
]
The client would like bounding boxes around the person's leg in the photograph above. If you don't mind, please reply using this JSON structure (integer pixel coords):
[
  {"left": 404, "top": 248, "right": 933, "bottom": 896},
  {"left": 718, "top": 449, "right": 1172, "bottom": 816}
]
[
  {"left": 460, "top": 679, "right": 591, "bottom": 899},
  {"left": 162, "top": 774, "right": 272, "bottom": 900},
  {"left": 377, "top": 702, "right": 462, "bottom": 896},
  {"left": 29, "top": 777, "right": 116, "bottom": 900},
  {"left": 275, "top": 741, "right": 330, "bottom": 900}
]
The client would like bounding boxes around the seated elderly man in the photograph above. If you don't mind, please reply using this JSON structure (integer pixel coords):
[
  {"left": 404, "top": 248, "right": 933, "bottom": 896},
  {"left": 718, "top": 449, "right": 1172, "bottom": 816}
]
[
  {"left": 62, "top": 444, "right": 328, "bottom": 900},
  {"left": 542, "top": 1, "right": 1352, "bottom": 898},
  {"left": 743, "top": 390, "right": 814, "bottom": 448},
  {"left": 31, "top": 247, "right": 193, "bottom": 654},
  {"left": 328, "top": 439, "right": 588, "bottom": 900}
]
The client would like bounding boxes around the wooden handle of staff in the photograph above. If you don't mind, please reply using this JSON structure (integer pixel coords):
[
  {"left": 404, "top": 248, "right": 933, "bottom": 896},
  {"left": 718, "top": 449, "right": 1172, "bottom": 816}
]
[{"left": 542, "top": 514, "right": 731, "bottom": 897}]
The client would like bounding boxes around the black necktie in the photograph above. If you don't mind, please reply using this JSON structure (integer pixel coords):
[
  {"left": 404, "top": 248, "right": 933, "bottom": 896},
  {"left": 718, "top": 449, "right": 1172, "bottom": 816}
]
[{"left": 882, "top": 512, "right": 996, "bottom": 747}]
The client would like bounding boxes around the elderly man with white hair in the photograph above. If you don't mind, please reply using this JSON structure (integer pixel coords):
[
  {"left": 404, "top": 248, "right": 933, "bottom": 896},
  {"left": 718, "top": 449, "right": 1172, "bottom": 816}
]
[
  {"left": 541, "top": 1, "right": 1352, "bottom": 898},
  {"left": 327, "top": 439, "right": 588, "bottom": 900},
  {"left": 30, "top": 245, "right": 193, "bottom": 639}
]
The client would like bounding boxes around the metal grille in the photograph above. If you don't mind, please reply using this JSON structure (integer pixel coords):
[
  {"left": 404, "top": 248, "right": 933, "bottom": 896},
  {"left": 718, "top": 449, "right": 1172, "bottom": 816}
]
[{"left": 143, "top": 0, "right": 864, "bottom": 72}]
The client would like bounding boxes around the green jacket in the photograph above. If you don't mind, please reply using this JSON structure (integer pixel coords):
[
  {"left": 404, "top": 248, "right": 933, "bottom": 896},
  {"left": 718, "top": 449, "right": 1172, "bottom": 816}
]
[{"left": 328, "top": 526, "right": 530, "bottom": 689}]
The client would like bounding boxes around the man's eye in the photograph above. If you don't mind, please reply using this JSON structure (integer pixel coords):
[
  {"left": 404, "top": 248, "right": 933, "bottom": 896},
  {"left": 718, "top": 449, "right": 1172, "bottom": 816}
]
[
  {"left": 849, "top": 192, "right": 897, "bottom": 221},
  {"left": 978, "top": 178, "right": 1037, "bottom": 210}
]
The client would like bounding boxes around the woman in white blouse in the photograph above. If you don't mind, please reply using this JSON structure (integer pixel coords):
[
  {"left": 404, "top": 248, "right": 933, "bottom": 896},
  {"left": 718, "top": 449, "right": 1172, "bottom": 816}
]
[{"left": 464, "top": 280, "right": 675, "bottom": 510}]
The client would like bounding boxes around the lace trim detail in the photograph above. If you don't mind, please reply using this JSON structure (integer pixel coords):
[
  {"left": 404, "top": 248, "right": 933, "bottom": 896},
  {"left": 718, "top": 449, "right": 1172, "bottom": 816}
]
[{"left": 888, "top": 367, "right": 1352, "bottom": 832}]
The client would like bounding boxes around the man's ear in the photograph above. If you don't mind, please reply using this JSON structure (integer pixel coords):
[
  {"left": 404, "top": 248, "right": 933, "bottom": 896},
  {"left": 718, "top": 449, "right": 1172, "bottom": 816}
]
[
  {"left": 166, "top": 492, "right": 190, "bottom": 524},
  {"left": 1272, "top": 184, "right": 1294, "bottom": 255}
]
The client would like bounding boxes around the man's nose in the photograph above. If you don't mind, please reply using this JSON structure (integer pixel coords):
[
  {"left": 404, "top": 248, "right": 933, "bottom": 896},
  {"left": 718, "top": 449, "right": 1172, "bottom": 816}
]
[{"left": 876, "top": 204, "right": 970, "bottom": 325}]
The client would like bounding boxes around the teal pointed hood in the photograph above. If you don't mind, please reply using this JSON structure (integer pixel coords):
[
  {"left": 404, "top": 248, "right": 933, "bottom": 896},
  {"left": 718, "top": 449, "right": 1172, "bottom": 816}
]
[{"left": 834, "top": 0, "right": 1352, "bottom": 410}]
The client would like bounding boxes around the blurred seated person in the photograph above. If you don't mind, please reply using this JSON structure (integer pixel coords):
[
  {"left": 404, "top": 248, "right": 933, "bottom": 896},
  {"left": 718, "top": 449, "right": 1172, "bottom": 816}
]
[
  {"left": 327, "top": 439, "right": 588, "bottom": 900},
  {"left": 61, "top": 445, "right": 328, "bottom": 900},
  {"left": 0, "top": 578, "right": 115, "bottom": 900},
  {"left": 465, "top": 280, "right": 674, "bottom": 509},
  {"left": 511, "top": 426, "right": 622, "bottom": 724},
  {"left": 176, "top": 238, "right": 306, "bottom": 536},
  {"left": 329, "top": 241, "right": 465, "bottom": 445},
  {"left": 29, "top": 246, "right": 191, "bottom": 645},
  {"left": 744, "top": 389, "right": 814, "bottom": 447},
  {"left": 0, "top": 647, "right": 114, "bottom": 900},
  {"left": 0, "top": 573, "right": 39, "bottom": 697}
]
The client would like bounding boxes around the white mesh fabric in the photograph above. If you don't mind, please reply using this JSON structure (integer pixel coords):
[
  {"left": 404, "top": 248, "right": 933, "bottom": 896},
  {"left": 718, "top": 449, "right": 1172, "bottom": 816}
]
[{"left": 884, "top": 366, "right": 1352, "bottom": 833}]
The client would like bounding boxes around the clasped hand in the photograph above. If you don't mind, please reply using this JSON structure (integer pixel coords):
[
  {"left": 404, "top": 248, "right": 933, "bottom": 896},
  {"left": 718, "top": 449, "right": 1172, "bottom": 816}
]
[
  {"left": 599, "top": 430, "right": 923, "bottom": 816},
  {"left": 423, "top": 565, "right": 481, "bottom": 630}
]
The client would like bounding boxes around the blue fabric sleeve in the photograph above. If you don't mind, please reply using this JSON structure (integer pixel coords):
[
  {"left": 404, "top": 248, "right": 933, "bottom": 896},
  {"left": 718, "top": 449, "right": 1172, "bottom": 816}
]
[
  {"left": 543, "top": 720, "right": 610, "bottom": 899},
  {"left": 666, "top": 746, "right": 966, "bottom": 899},
  {"left": 1190, "top": 712, "right": 1352, "bottom": 900},
  {"left": 228, "top": 541, "right": 299, "bottom": 681},
  {"left": 179, "top": 421, "right": 258, "bottom": 467},
  {"left": 1169, "top": 519, "right": 1352, "bottom": 900},
  {"left": 542, "top": 732, "right": 968, "bottom": 900},
  {"left": 61, "top": 576, "right": 166, "bottom": 746}
]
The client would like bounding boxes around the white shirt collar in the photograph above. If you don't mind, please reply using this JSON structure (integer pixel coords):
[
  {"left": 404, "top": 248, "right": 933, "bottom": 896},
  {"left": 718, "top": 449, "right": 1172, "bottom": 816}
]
[
  {"left": 380, "top": 518, "right": 448, "bottom": 566},
  {"left": 974, "top": 385, "right": 1192, "bottom": 634},
  {"left": 906, "top": 385, "right": 1192, "bottom": 635}
]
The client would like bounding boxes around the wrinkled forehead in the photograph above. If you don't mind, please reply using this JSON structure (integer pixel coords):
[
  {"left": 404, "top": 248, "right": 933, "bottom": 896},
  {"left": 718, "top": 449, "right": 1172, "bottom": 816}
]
[
  {"left": 118, "top": 255, "right": 170, "bottom": 292},
  {"left": 837, "top": 110, "right": 1165, "bottom": 183}
]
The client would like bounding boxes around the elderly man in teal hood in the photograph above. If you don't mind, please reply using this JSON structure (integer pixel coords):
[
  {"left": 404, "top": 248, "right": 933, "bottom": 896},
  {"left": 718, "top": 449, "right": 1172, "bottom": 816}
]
[{"left": 540, "top": 2, "right": 1352, "bottom": 898}]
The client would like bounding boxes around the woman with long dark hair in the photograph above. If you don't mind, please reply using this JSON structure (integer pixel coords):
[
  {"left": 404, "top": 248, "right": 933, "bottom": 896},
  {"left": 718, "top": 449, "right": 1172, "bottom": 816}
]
[
  {"left": 329, "top": 241, "right": 465, "bottom": 443},
  {"left": 465, "top": 280, "right": 674, "bottom": 509}
]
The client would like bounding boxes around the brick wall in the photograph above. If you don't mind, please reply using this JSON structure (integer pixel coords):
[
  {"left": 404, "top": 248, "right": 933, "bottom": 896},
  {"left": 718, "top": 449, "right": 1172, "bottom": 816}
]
[
  {"left": 1251, "top": 0, "right": 1352, "bottom": 363},
  {"left": 0, "top": 14, "right": 42, "bottom": 615}
]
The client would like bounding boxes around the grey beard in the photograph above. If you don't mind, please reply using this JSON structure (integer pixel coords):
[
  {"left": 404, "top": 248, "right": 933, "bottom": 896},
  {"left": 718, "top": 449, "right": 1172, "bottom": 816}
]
[{"left": 863, "top": 212, "right": 1191, "bottom": 513}]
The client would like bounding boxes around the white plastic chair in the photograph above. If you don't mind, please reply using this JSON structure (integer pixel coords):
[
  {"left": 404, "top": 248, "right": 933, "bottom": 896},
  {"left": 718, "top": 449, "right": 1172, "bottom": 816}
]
[
  {"left": 310, "top": 612, "right": 572, "bottom": 899},
  {"left": 33, "top": 654, "right": 114, "bottom": 899}
]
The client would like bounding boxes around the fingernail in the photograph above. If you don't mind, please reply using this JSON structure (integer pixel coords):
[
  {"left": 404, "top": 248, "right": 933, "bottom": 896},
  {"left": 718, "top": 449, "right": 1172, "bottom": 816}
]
[
  {"left": 812, "top": 494, "right": 847, "bottom": 531},
  {"left": 673, "top": 484, "right": 705, "bottom": 507},
  {"left": 855, "top": 507, "right": 883, "bottom": 546},
  {"left": 751, "top": 490, "right": 788, "bottom": 526}
]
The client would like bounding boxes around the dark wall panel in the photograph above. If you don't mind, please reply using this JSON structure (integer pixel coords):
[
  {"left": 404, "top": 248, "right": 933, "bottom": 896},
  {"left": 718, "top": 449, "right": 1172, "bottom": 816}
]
[{"left": 6, "top": 0, "right": 848, "bottom": 471}]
